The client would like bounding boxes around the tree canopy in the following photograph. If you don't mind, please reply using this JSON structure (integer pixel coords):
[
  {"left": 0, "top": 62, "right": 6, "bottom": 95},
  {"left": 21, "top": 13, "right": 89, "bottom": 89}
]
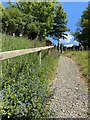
[
  {"left": 49, "top": 4, "right": 68, "bottom": 39},
  {"left": 74, "top": 3, "right": 90, "bottom": 48},
  {"left": 2, "top": 2, "right": 68, "bottom": 40},
  {"left": 2, "top": 5, "right": 24, "bottom": 36}
]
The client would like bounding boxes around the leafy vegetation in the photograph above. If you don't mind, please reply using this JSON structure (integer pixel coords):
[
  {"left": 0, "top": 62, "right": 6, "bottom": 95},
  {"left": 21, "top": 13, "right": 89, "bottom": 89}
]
[
  {"left": 2, "top": 2, "right": 68, "bottom": 40},
  {"left": 73, "top": 3, "right": 90, "bottom": 49},
  {"left": 1, "top": 34, "right": 59, "bottom": 119},
  {"left": 49, "top": 4, "right": 69, "bottom": 38}
]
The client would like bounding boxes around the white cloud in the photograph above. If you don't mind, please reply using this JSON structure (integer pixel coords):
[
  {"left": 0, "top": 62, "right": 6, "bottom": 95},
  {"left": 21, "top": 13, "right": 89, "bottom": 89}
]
[
  {"left": 66, "top": 33, "right": 73, "bottom": 39},
  {"left": 64, "top": 32, "right": 74, "bottom": 42}
]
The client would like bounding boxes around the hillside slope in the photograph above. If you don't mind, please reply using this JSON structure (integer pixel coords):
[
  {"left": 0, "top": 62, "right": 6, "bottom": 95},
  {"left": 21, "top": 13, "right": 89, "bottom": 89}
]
[{"left": 1, "top": 34, "right": 59, "bottom": 119}]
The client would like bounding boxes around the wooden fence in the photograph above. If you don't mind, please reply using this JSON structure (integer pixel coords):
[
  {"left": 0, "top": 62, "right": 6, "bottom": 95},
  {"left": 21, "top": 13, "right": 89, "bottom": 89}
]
[{"left": 0, "top": 46, "right": 54, "bottom": 65}]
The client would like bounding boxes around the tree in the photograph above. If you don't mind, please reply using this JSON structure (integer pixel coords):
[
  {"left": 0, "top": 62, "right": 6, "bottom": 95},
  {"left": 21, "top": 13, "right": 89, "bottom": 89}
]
[
  {"left": 17, "top": 2, "right": 55, "bottom": 40},
  {"left": 0, "top": 2, "right": 5, "bottom": 15},
  {"left": 49, "top": 3, "right": 68, "bottom": 39},
  {"left": 2, "top": 2, "right": 68, "bottom": 40},
  {"left": 74, "top": 3, "right": 90, "bottom": 49},
  {"left": 2, "top": 5, "right": 24, "bottom": 36},
  {"left": 0, "top": 2, "right": 5, "bottom": 32}
]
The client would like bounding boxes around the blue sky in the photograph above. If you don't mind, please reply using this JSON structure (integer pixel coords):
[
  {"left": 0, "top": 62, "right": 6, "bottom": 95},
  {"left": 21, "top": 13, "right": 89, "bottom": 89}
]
[{"left": 61, "top": 2, "right": 88, "bottom": 32}]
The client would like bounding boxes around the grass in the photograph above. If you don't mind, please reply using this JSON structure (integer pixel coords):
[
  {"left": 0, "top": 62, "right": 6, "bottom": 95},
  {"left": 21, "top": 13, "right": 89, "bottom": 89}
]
[
  {"left": 65, "top": 50, "right": 89, "bottom": 81},
  {"left": 2, "top": 33, "right": 45, "bottom": 52},
  {"left": 1, "top": 33, "right": 59, "bottom": 119}
]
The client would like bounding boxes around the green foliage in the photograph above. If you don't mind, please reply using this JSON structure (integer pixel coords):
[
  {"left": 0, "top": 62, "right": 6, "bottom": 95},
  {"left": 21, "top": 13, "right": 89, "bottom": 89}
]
[
  {"left": 2, "top": 5, "right": 24, "bottom": 35},
  {"left": 2, "top": 57, "right": 49, "bottom": 119},
  {"left": 17, "top": 2, "right": 55, "bottom": 40},
  {"left": 1, "top": 34, "right": 59, "bottom": 119},
  {"left": 49, "top": 4, "right": 68, "bottom": 39},
  {"left": 74, "top": 4, "right": 90, "bottom": 48},
  {"left": 0, "top": 2, "right": 5, "bottom": 16},
  {"left": 27, "top": 22, "right": 39, "bottom": 39},
  {"left": 0, "top": 3, "right": 5, "bottom": 32},
  {"left": 2, "top": 2, "right": 68, "bottom": 40}
]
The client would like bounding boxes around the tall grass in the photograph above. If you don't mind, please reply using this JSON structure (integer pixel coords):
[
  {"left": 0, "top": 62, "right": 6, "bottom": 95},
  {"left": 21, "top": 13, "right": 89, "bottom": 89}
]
[{"left": 2, "top": 33, "right": 45, "bottom": 52}]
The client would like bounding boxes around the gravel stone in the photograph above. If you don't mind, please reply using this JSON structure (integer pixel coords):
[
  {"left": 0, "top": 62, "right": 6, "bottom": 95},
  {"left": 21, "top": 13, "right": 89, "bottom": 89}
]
[{"left": 50, "top": 55, "right": 88, "bottom": 118}]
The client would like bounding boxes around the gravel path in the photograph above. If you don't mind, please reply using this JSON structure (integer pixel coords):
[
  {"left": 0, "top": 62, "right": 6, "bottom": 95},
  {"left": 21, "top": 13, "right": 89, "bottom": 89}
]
[{"left": 50, "top": 55, "right": 88, "bottom": 118}]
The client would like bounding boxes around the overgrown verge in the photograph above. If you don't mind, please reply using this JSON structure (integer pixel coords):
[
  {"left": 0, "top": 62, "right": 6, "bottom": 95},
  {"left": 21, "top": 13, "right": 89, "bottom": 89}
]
[
  {"left": 1, "top": 34, "right": 59, "bottom": 119},
  {"left": 65, "top": 51, "right": 89, "bottom": 81}
]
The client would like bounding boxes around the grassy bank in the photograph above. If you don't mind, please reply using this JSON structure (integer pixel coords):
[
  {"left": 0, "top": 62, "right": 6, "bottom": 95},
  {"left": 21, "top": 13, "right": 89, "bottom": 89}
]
[
  {"left": 1, "top": 34, "right": 59, "bottom": 119},
  {"left": 65, "top": 51, "right": 89, "bottom": 81},
  {"left": 2, "top": 33, "right": 45, "bottom": 52}
]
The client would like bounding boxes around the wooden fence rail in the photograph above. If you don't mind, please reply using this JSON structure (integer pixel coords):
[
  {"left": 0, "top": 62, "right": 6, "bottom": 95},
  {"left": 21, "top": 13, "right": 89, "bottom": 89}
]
[{"left": 0, "top": 46, "right": 54, "bottom": 65}]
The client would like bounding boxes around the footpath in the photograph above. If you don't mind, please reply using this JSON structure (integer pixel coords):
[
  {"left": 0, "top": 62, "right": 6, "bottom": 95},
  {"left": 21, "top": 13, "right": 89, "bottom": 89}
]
[{"left": 50, "top": 55, "right": 88, "bottom": 118}]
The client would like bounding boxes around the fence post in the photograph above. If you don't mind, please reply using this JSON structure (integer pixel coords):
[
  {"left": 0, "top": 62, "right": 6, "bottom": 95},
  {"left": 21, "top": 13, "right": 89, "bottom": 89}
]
[
  {"left": 38, "top": 51, "right": 41, "bottom": 66},
  {"left": 48, "top": 48, "right": 50, "bottom": 55}
]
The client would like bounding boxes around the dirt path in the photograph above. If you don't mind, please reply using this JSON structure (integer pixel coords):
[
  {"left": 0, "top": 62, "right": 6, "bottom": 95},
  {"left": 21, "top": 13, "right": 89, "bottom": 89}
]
[{"left": 50, "top": 55, "right": 88, "bottom": 118}]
